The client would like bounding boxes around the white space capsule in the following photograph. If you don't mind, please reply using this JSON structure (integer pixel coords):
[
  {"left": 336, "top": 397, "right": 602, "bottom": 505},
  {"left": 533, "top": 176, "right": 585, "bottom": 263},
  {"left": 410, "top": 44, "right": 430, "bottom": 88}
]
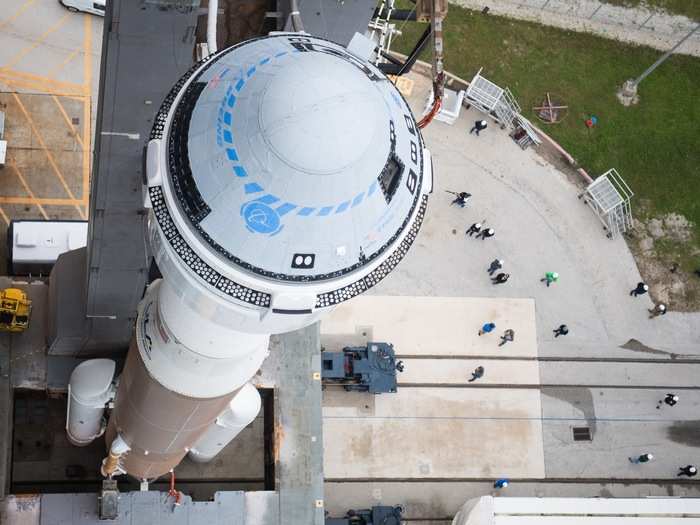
[{"left": 101, "top": 34, "right": 432, "bottom": 480}]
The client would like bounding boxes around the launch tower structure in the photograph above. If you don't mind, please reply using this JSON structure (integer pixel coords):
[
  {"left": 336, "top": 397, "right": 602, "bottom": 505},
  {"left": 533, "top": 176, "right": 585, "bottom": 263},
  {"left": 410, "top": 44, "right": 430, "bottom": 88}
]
[{"left": 67, "top": 33, "right": 432, "bottom": 481}]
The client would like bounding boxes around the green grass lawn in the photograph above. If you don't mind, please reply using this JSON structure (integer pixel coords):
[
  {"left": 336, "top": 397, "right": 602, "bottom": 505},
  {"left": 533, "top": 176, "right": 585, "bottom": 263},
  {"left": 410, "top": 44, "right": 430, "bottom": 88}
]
[
  {"left": 601, "top": 0, "right": 700, "bottom": 20},
  {"left": 392, "top": 5, "right": 700, "bottom": 271}
]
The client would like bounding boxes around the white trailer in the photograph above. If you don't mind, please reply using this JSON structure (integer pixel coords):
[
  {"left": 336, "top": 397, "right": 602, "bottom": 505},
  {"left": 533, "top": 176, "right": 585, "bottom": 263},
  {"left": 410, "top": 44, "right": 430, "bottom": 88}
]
[{"left": 8, "top": 220, "right": 88, "bottom": 275}]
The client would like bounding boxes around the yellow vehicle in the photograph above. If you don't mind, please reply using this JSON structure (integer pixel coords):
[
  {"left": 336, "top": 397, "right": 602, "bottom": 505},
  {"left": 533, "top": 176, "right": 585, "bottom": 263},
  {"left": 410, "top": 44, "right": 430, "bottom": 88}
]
[{"left": 0, "top": 288, "right": 31, "bottom": 333}]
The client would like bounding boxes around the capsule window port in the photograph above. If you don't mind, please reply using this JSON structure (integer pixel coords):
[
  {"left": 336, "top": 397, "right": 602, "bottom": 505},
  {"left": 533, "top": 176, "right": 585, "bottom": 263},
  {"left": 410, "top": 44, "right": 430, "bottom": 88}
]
[{"left": 291, "top": 253, "right": 315, "bottom": 269}]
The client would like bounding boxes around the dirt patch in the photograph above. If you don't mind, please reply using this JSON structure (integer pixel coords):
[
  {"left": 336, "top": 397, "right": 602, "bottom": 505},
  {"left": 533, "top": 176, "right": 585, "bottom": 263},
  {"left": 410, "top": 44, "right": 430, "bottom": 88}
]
[
  {"left": 662, "top": 213, "right": 694, "bottom": 242},
  {"left": 626, "top": 211, "right": 700, "bottom": 312}
]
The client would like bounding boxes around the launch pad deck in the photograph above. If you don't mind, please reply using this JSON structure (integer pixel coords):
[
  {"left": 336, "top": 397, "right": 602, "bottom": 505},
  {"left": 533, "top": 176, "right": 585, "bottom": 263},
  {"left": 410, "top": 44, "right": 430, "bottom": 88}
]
[
  {"left": 2, "top": 1, "right": 700, "bottom": 524},
  {"left": 0, "top": 311, "right": 323, "bottom": 524},
  {"left": 320, "top": 296, "right": 545, "bottom": 481}
]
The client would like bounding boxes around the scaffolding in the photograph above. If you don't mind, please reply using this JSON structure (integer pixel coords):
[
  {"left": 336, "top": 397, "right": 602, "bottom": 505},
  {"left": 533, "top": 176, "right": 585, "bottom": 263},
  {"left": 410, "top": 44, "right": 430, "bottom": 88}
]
[
  {"left": 367, "top": 0, "right": 400, "bottom": 66},
  {"left": 464, "top": 68, "right": 520, "bottom": 129},
  {"left": 464, "top": 68, "right": 540, "bottom": 147},
  {"left": 511, "top": 115, "right": 540, "bottom": 149},
  {"left": 579, "top": 169, "right": 634, "bottom": 238}
]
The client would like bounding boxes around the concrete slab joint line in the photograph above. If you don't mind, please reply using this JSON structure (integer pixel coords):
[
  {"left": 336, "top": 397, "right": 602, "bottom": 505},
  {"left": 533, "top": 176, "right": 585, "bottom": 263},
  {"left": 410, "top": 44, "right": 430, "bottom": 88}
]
[{"left": 453, "top": 0, "right": 700, "bottom": 58}]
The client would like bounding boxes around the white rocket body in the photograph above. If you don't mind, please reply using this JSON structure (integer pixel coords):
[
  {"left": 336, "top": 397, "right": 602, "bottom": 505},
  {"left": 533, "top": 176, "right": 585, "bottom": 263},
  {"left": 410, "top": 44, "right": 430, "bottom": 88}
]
[
  {"left": 66, "top": 359, "right": 115, "bottom": 446},
  {"left": 188, "top": 383, "right": 262, "bottom": 463},
  {"left": 70, "top": 33, "right": 431, "bottom": 480}
]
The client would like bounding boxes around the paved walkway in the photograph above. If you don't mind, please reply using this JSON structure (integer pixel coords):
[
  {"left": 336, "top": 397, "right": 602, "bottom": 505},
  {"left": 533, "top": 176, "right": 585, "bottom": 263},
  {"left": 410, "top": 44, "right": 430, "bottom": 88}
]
[
  {"left": 322, "top": 296, "right": 545, "bottom": 481},
  {"left": 321, "top": 296, "right": 537, "bottom": 358},
  {"left": 454, "top": 0, "right": 700, "bottom": 57},
  {"left": 379, "top": 72, "right": 700, "bottom": 355},
  {"left": 0, "top": 1, "right": 103, "bottom": 265},
  {"left": 321, "top": 71, "right": 700, "bottom": 520}
]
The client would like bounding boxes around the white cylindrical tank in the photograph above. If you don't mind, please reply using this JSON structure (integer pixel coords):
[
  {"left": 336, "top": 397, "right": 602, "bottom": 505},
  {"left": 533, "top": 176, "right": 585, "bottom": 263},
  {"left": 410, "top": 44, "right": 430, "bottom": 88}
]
[
  {"left": 188, "top": 382, "right": 262, "bottom": 463},
  {"left": 66, "top": 359, "right": 115, "bottom": 446},
  {"left": 101, "top": 33, "right": 432, "bottom": 480}
]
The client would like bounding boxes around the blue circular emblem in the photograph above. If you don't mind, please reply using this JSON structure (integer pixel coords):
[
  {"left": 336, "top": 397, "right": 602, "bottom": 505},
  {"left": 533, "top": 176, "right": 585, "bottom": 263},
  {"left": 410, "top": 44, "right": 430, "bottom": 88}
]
[{"left": 241, "top": 201, "right": 282, "bottom": 235}]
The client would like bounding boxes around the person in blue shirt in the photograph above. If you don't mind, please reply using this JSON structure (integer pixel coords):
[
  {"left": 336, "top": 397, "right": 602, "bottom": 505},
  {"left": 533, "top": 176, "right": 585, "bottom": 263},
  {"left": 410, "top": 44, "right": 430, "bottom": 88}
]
[{"left": 478, "top": 322, "right": 496, "bottom": 336}]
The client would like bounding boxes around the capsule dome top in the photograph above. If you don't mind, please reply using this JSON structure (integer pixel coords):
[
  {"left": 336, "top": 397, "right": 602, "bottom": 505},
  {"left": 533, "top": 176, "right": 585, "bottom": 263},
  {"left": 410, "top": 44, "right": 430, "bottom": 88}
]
[{"left": 163, "top": 35, "right": 425, "bottom": 283}]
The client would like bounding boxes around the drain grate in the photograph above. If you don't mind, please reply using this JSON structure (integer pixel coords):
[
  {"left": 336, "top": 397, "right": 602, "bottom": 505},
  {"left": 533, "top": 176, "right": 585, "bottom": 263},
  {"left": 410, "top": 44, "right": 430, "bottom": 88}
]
[{"left": 573, "top": 426, "right": 592, "bottom": 441}]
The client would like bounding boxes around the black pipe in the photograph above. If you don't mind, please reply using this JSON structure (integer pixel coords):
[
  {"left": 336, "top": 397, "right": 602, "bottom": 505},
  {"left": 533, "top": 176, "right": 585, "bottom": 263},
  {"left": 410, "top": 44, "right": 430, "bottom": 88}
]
[
  {"left": 372, "top": 8, "right": 417, "bottom": 21},
  {"left": 378, "top": 25, "right": 431, "bottom": 76}
]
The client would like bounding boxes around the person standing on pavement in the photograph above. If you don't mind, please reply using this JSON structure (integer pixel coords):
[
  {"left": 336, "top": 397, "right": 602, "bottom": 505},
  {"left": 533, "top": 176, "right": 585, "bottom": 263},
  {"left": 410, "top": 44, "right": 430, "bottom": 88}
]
[
  {"left": 657, "top": 393, "right": 679, "bottom": 409},
  {"left": 468, "top": 366, "right": 485, "bottom": 382},
  {"left": 553, "top": 324, "right": 569, "bottom": 337},
  {"left": 649, "top": 303, "right": 667, "bottom": 318},
  {"left": 466, "top": 222, "right": 482, "bottom": 237},
  {"left": 541, "top": 271, "right": 559, "bottom": 287},
  {"left": 488, "top": 259, "right": 504, "bottom": 275},
  {"left": 478, "top": 228, "right": 495, "bottom": 240},
  {"left": 664, "top": 393, "right": 679, "bottom": 406},
  {"left": 470, "top": 120, "right": 488, "bottom": 136},
  {"left": 499, "top": 329, "right": 515, "bottom": 347},
  {"left": 493, "top": 478, "right": 509, "bottom": 489},
  {"left": 491, "top": 273, "right": 510, "bottom": 285},
  {"left": 478, "top": 322, "right": 496, "bottom": 336},
  {"left": 629, "top": 453, "right": 654, "bottom": 464},
  {"left": 451, "top": 192, "right": 472, "bottom": 208},
  {"left": 630, "top": 282, "right": 649, "bottom": 297},
  {"left": 678, "top": 465, "right": 698, "bottom": 477}
]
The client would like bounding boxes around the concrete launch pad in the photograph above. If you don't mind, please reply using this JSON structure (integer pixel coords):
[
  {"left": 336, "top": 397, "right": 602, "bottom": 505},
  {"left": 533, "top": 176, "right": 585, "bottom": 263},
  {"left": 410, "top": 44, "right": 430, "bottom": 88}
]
[
  {"left": 323, "top": 387, "right": 545, "bottom": 479},
  {"left": 321, "top": 295, "right": 545, "bottom": 481},
  {"left": 2, "top": 0, "right": 700, "bottom": 523},
  {"left": 320, "top": 68, "right": 700, "bottom": 521},
  {"left": 321, "top": 295, "right": 538, "bottom": 358}
]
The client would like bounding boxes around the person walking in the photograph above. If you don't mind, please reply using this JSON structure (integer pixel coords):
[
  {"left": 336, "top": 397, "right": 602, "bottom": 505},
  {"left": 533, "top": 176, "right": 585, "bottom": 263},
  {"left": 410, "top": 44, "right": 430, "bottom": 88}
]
[
  {"left": 487, "top": 259, "right": 504, "bottom": 275},
  {"left": 491, "top": 273, "right": 510, "bottom": 285},
  {"left": 499, "top": 329, "right": 515, "bottom": 347},
  {"left": 468, "top": 366, "right": 485, "bottom": 382},
  {"left": 629, "top": 453, "right": 654, "bottom": 464},
  {"left": 657, "top": 393, "right": 679, "bottom": 409},
  {"left": 478, "top": 228, "right": 495, "bottom": 240},
  {"left": 493, "top": 478, "right": 509, "bottom": 489},
  {"left": 630, "top": 282, "right": 649, "bottom": 297},
  {"left": 678, "top": 465, "right": 698, "bottom": 477},
  {"left": 553, "top": 324, "right": 569, "bottom": 338},
  {"left": 541, "top": 271, "right": 559, "bottom": 287},
  {"left": 469, "top": 120, "right": 488, "bottom": 136},
  {"left": 649, "top": 303, "right": 667, "bottom": 318},
  {"left": 466, "top": 222, "right": 482, "bottom": 237},
  {"left": 478, "top": 322, "right": 496, "bottom": 336},
  {"left": 451, "top": 192, "right": 472, "bottom": 208}
]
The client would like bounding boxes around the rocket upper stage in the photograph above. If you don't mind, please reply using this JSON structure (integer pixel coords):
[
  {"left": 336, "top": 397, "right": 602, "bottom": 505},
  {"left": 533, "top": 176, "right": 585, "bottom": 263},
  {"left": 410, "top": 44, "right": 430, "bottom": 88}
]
[
  {"left": 146, "top": 34, "right": 432, "bottom": 313},
  {"left": 73, "top": 34, "right": 434, "bottom": 482}
]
